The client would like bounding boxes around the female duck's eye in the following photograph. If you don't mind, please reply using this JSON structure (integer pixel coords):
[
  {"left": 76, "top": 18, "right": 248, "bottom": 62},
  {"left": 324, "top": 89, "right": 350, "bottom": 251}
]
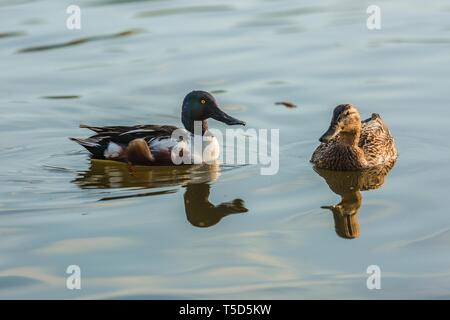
[{"left": 200, "top": 99, "right": 206, "bottom": 105}]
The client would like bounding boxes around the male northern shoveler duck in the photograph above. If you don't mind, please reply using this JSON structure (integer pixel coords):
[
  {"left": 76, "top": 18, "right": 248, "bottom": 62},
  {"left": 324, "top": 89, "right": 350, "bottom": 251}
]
[
  {"left": 70, "top": 91, "right": 245, "bottom": 165},
  {"left": 311, "top": 104, "right": 397, "bottom": 171}
]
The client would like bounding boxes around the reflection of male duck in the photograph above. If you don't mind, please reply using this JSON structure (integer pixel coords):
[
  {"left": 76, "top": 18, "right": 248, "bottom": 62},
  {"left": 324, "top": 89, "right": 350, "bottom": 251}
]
[
  {"left": 73, "top": 159, "right": 221, "bottom": 189},
  {"left": 314, "top": 165, "right": 393, "bottom": 239},
  {"left": 184, "top": 183, "right": 247, "bottom": 228},
  {"left": 73, "top": 160, "right": 248, "bottom": 228}
]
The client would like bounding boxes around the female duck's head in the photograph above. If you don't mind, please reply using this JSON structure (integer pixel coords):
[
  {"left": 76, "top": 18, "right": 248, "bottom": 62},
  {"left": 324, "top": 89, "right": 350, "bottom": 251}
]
[
  {"left": 181, "top": 91, "right": 246, "bottom": 134},
  {"left": 319, "top": 104, "right": 361, "bottom": 144}
]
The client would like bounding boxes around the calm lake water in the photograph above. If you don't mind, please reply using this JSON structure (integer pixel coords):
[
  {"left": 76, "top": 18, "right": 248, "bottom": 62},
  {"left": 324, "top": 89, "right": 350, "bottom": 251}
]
[{"left": 1, "top": 0, "right": 450, "bottom": 299}]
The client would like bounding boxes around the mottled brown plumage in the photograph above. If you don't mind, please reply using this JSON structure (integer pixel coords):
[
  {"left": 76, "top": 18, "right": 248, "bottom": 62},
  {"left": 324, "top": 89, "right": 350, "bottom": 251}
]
[{"left": 311, "top": 104, "right": 397, "bottom": 171}]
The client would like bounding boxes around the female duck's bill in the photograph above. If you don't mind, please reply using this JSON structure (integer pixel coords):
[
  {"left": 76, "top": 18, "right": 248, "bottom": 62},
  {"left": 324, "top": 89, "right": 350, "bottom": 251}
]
[{"left": 181, "top": 91, "right": 246, "bottom": 134}]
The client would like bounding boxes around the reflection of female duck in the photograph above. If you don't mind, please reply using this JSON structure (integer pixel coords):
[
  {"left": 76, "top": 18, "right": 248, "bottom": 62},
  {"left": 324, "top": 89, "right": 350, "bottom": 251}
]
[
  {"left": 314, "top": 165, "right": 393, "bottom": 239},
  {"left": 73, "top": 160, "right": 247, "bottom": 227}
]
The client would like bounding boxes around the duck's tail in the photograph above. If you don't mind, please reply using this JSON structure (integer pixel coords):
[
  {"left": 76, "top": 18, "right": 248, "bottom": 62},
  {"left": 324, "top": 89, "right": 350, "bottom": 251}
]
[
  {"left": 79, "top": 124, "right": 107, "bottom": 133},
  {"left": 69, "top": 137, "right": 104, "bottom": 157}
]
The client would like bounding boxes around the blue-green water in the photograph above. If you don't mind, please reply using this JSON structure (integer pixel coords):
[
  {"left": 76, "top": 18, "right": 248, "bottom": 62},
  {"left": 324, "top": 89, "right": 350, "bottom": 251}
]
[{"left": 1, "top": 0, "right": 450, "bottom": 299}]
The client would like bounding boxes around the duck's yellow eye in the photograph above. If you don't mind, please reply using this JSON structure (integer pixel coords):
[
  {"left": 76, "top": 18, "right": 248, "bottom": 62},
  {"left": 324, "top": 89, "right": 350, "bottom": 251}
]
[{"left": 200, "top": 99, "right": 206, "bottom": 105}]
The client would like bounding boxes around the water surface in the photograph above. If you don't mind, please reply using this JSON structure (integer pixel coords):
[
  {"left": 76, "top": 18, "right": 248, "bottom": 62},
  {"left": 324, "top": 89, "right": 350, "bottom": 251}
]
[{"left": 1, "top": 0, "right": 450, "bottom": 299}]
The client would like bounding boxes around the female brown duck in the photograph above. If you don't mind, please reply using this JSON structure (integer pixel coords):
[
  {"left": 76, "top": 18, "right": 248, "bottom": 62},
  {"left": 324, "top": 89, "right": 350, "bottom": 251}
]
[{"left": 311, "top": 104, "right": 397, "bottom": 171}]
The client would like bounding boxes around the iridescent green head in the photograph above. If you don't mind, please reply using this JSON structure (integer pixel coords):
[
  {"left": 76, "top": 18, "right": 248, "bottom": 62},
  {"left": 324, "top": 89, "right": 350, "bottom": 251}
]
[{"left": 181, "top": 91, "right": 245, "bottom": 134}]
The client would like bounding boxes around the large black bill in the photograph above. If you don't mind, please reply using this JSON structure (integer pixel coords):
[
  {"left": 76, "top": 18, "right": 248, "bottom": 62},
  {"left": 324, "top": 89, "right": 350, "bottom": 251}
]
[
  {"left": 210, "top": 108, "right": 246, "bottom": 126},
  {"left": 319, "top": 125, "right": 339, "bottom": 143}
]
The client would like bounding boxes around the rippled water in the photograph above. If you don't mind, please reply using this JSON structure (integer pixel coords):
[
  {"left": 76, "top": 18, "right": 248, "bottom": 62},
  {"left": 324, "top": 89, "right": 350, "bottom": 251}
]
[{"left": 1, "top": 0, "right": 450, "bottom": 299}]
